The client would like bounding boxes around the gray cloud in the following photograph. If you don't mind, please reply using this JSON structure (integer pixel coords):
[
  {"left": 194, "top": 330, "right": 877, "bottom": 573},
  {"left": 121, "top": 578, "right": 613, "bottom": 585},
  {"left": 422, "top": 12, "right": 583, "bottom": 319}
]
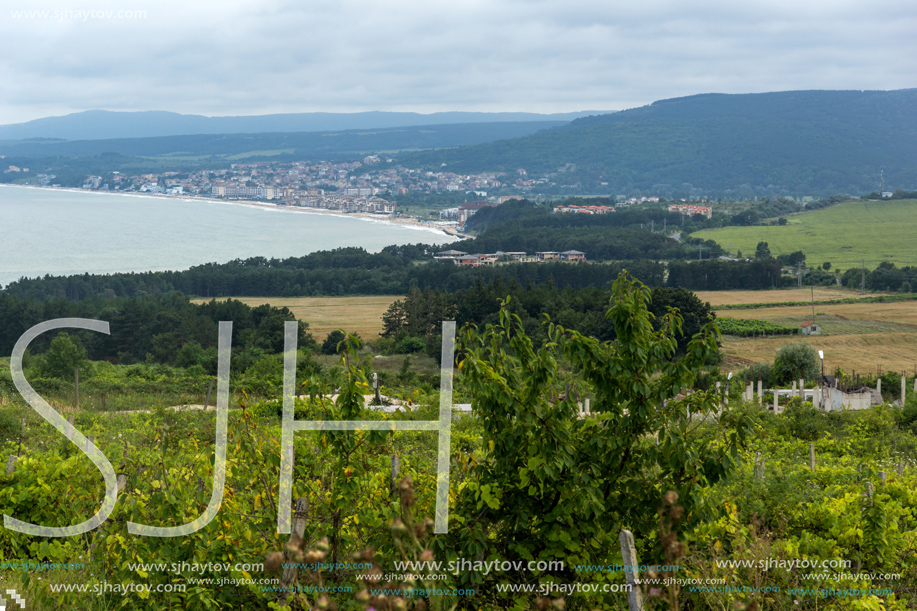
[{"left": 1, "top": 0, "right": 914, "bottom": 123}]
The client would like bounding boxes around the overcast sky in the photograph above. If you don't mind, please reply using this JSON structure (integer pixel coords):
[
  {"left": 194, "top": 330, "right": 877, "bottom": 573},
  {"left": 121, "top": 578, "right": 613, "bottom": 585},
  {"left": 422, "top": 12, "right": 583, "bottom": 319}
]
[{"left": 1, "top": 0, "right": 914, "bottom": 124}]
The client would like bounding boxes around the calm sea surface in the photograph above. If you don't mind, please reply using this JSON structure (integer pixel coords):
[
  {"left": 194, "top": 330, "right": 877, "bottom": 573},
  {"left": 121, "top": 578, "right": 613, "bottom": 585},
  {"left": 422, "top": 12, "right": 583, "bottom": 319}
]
[{"left": 0, "top": 186, "right": 457, "bottom": 288}]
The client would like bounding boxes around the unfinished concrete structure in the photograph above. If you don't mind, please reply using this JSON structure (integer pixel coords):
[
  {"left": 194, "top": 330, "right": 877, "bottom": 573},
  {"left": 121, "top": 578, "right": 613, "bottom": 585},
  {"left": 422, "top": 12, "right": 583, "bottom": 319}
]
[{"left": 821, "top": 376, "right": 882, "bottom": 411}]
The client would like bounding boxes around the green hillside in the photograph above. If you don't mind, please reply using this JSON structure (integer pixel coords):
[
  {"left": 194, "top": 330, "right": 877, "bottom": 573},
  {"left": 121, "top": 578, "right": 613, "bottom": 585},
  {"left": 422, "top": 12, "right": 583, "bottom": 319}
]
[
  {"left": 401, "top": 89, "right": 917, "bottom": 196},
  {"left": 692, "top": 199, "right": 917, "bottom": 269}
]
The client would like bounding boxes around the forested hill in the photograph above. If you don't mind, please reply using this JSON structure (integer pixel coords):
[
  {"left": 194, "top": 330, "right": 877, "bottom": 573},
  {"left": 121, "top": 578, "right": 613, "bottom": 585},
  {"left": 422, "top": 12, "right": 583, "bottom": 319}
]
[
  {"left": 401, "top": 89, "right": 917, "bottom": 196},
  {"left": 452, "top": 198, "right": 723, "bottom": 260}
]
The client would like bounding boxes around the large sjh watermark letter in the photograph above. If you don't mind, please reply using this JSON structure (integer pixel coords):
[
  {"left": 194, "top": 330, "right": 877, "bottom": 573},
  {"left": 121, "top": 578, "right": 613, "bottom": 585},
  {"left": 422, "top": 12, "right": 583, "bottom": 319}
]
[
  {"left": 7, "top": 318, "right": 118, "bottom": 537},
  {"left": 127, "top": 321, "right": 232, "bottom": 537},
  {"left": 7, "top": 317, "right": 452, "bottom": 537},
  {"left": 277, "top": 321, "right": 456, "bottom": 534},
  {"left": 7, "top": 318, "right": 233, "bottom": 538}
]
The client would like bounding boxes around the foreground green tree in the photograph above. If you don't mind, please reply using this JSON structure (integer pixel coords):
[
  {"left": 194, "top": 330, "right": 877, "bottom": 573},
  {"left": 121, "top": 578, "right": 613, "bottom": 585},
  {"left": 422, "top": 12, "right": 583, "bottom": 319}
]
[{"left": 449, "top": 272, "right": 750, "bottom": 607}]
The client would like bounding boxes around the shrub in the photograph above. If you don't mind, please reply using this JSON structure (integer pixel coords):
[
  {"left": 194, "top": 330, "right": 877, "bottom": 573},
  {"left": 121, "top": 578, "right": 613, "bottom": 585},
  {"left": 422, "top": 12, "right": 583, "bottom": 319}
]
[
  {"left": 0, "top": 410, "right": 22, "bottom": 443},
  {"left": 741, "top": 362, "right": 773, "bottom": 387},
  {"left": 175, "top": 342, "right": 206, "bottom": 369},
  {"left": 321, "top": 330, "right": 347, "bottom": 355},
  {"left": 395, "top": 336, "right": 426, "bottom": 354},
  {"left": 779, "top": 403, "right": 826, "bottom": 441},
  {"left": 772, "top": 342, "right": 818, "bottom": 385}
]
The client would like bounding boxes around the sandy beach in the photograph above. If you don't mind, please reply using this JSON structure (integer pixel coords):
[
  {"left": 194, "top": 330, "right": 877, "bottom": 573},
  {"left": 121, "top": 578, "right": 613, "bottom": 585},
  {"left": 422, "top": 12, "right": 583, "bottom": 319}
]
[{"left": 2, "top": 184, "right": 469, "bottom": 240}]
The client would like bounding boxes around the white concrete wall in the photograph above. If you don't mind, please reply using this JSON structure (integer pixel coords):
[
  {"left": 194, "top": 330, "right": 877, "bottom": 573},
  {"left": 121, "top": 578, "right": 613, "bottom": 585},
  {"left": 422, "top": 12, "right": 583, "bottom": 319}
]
[{"left": 825, "top": 387, "right": 873, "bottom": 411}]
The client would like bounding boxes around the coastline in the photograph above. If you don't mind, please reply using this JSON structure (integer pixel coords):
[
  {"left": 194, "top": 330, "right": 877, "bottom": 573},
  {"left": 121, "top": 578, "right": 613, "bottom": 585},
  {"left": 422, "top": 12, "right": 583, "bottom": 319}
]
[{"left": 0, "top": 183, "right": 469, "bottom": 240}]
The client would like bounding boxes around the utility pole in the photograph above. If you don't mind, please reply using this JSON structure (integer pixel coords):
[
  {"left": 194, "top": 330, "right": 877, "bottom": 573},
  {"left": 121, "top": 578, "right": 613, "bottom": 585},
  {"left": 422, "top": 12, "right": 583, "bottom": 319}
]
[
  {"left": 861, "top": 259, "right": 866, "bottom": 295},
  {"left": 698, "top": 244, "right": 703, "bottom": 260},
  {"left": 811, "top": 286, "right": 815, "bottom": 321}
]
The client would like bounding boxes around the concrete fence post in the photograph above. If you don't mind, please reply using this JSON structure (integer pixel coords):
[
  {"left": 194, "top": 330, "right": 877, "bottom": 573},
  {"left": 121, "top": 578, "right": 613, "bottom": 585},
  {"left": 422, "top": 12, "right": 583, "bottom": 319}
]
[
  {"left": 391, "top": 455, "right": 401, "bottom": 496},
  {"left": 279, "top": 497, "right": 310, "bottom": 605},
  {"left": 619, "top": 529, "right": 644, "bottom": 611},
  {"left": 204, "top": 378, "right": 215, "bottom": 409}
]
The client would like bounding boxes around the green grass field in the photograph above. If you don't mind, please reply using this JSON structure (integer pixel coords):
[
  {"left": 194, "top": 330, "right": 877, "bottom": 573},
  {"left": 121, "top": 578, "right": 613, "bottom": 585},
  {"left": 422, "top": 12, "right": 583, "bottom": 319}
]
[{"left": 692, "top": 199, "right": 917, "bottom": 270}]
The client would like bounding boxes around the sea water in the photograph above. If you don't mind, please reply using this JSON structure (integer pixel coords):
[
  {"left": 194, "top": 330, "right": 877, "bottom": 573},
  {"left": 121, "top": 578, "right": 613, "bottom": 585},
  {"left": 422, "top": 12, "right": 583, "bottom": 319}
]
[{"left": 0, "top": 185, "right": 456, "bottom": 287}]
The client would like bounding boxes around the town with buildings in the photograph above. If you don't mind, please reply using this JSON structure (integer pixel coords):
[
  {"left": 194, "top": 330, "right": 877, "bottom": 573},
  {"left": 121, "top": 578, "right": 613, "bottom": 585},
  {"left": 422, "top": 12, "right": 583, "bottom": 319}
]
[
  {"left": 667, "top": 202, "right": 713, "bottom": 218},
  {"left": 16, "top": 154, "right": 720, "bottom": 229},
  {"left": 433, "top": 248, "right": 586, "bottom": 266},
  {"left": 30, "top": 157, "right": 517, "bottom": 217}
]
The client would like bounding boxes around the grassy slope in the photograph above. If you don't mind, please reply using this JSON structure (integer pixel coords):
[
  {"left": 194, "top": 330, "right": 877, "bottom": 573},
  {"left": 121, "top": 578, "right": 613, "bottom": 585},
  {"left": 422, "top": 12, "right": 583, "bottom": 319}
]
[{"left": 692, "top": 199, "right": 917, "bottom": 270}]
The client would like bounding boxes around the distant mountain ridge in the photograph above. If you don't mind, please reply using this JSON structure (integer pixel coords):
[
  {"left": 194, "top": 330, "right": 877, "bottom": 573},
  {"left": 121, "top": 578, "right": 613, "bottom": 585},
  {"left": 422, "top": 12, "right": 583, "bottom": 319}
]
[
  {"left": 0, "top": 109, "right": 610, "bottom": 141},
  {"left": 0, "top": 121, "right": 570, "bottom": 160},
  {"left": 401, "top": 89, "right": 917, "bottom": 196}
]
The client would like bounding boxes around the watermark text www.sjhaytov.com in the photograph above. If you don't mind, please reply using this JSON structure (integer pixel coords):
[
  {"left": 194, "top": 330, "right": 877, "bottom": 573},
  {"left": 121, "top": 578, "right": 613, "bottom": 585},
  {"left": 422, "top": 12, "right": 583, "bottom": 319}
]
[
  {"left": 1, "top": 560, "right": 83, "bottom": 571},
  {"left": 49, "top": 581, "right": 185, "bottom": 596},
  {"left": 715, "top": 557, "right": 852, "bottom": 572},
  {"left": 10, "top": 8, "right": 147, "bottom": 21},
  {"left": 386, "top": 558, "right": 564, "bottom": 576},
  {"left": 124, "top": 561, "right": 264, "bottom": 575}
]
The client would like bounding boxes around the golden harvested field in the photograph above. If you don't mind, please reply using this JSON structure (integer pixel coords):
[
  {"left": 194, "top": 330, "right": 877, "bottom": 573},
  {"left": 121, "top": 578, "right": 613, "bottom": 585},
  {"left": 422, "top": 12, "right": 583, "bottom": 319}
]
[
  {"left": 715, "top": 297, "right": 917, "bottom": 374},
  {"left": 191, "top": 295, "right": 401, "bottom": 339},
  {"left": 694, "top": 286, "right": 881, "bottom": 307},
  {"left": 192, "top": 289, "right": 917, "bottom": 373}
]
